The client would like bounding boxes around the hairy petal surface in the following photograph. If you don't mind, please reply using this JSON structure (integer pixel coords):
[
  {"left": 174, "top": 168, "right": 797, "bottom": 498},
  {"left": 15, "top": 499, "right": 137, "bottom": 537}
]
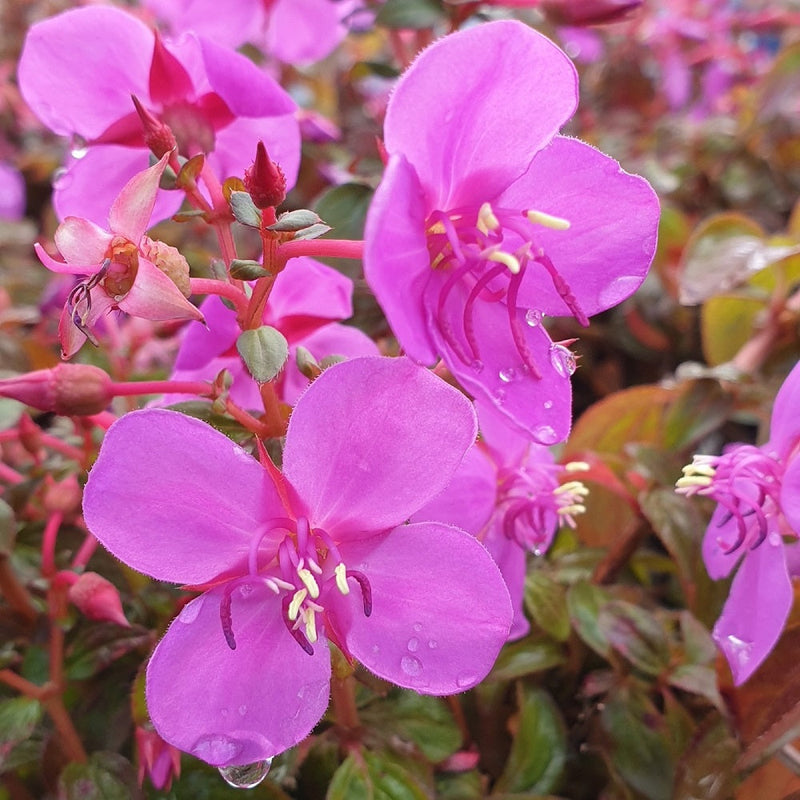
[
  {"left": 780, "top": 457, "right": 800, "bottom": 534},
  {"left": 712, "top": 537, "right": 792, "bottom": 685},
  {"left": 768, "top": 361, "right": 800, "bottom": 458},
  {"left": 384, "top": 20, "right": 577, "bottom": 208},
  {"left": 147, "top": 583, "right": 331, "bottom": 766},
  {"left": 364, "top": 154, "right": 437, "bottom": 364},
  {"left": 502, "top": 136, "right": 660, "bottom": 317},
  {"left": 283, "top": 357, "right": 476, "bottom": 534},
  {"left": 329, "top": 523, "right": 512, "bottom": 693},
  {"left": 83, "top": 409, "right": 282, "bottom": 584}
]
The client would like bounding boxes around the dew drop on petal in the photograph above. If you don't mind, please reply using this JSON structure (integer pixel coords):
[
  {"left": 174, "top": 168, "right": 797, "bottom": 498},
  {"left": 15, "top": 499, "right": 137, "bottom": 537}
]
[
  {"left": 768, "top": 532, "right": 782, "bottom": 547},
  {"left": 428, "top": 639, "right": 438, "bottom": 649},
  {"left": 192, "top": 733, "right": 242, "bottom": 764},
  {"left": 407, "top": 637, "right": 420, "bottom": 652},
  {"left": 723, "top": 634, "right": 753, "bottom": 671},
  {"left": 472, "top": 359, "right": 484, "bottom": 373},
  {"left": 533, "top": 425, "right": 558, "bottom": 445},
  {"left": 238, "top": 705, "right": 247, "bottom": 716},
  {"left": 456, "top": 672, "right": 477, "bottom": 688},
  {"left": 525, "top": 308, "right": 542, "bottom": 327},
  {"left": 239, "top": 583, "right": 253, "bottom": 597},
  {"left": 494, "top": 388, "right": 507, "bottom": 405},
  {"left": 598, "top": 275, "right": 643, "bottom": 308},
  {"left": 219, "top": 759, "right": 273, "bottom": 789},
  {"left": 499, "top": 366, "right": 517, "bottom": 383},
  {"left": 400, "top": 655, "right": 423, "bottom": 676},
  {"left": 413, "top": 622, "right": 423, "bottom": 632},
  {"left": 178, "top": 595, "right": 204, "bottom": 624},
  {"left": 549, "top": 344, "right": 576, "bottom": 377},
  {"left": 543, "top": 400, "right": 553, "bottom": 409}
]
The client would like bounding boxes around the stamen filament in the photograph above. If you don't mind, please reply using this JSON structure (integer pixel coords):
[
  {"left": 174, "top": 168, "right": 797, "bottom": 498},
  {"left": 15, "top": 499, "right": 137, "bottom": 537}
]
[{"left": 526, "top": 209, "right": 571, "bottom": 230}]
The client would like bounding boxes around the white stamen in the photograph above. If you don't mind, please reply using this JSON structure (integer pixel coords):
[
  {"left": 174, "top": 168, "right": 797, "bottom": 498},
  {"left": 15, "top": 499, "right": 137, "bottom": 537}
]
[
  {"left": 334, "top": 563, "right": 350, "bottom": 595},
  {"left": 675, "top": 474, "right": 713, "bottom": 490},
  {"left": 526, "top": 209, "right": 571, "bottom": 230},
  {"left": 303, "top": 608, "right": 318, "bottom": 643},
  {"left": 564, "top": 461, "right": 590, "bottom": 472},
  {"left": 477, "top": 202, "right": 500, "bottom": 234}
]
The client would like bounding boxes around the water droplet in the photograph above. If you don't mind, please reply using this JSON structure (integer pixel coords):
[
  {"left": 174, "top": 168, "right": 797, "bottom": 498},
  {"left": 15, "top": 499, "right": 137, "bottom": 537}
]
[
  {"left": 472, "top": 359, "right": 484, "bottom": 373},
  {"left": 69, "top": 135, "right": 88, "bottom": 160},
  {"left": 239, "top": 583, "right": 253, "bottom": 597},
  {"left": 768, "top": 532, "right": 782, "bottom": 547},
  {"left": 532, "top": 546, "right": 544, "bottom": 557},
  {"left": 723, "top": 634, "right": 752, "bottom": 669},
  {"left": 219, "top": 759, "right": 273, "bottom": 789},
  {"left": 543, "top": 400, "right": 553, "bottom": 409},
  {"left": 238, "top": 705, "right": 247, "bottom": 716},
  {"left": 499, "top": 366, "right": 517, "bottom": 383},
  {"left": 232, "top": 444, "right": 252, "bottom": 462},
  {"left": 456, "top": 672, "right": 477, "bottom": 688},
  {"left": 525, "top": 308, "right": 542, "bottom": 327},
  {"left": 549, "top": 344, "right": 576, "bottom": 377},
  {"left": 494, "top": 388, "right": 507, "bottom": 405},
  {"left": 371, "top": 644, "right": 380, "bottom": 654},
  {"left": 598, "top": 275, "right": 643, "bottom": 308},
  {"left": 400, "top": 655, "right": 422, "bottom": 676},
  {"left": 192, "top": 733, "right": 242, "bottom": 764},
  {"left": 407, "top": 637, "right": 419, "bottom": 652},
  {"left": 428, "top": 639, "right": 438, "bottom": 649},
  {"left": 178, "top": 596, "right": 204, "bottom": 624},
  {"left": 412, "top": 622, "right": 423, "bottom": 632},
  {"left": 53, "top": 168, "right": 73, "bottom": 190},
  {"left": 533, "top": 424, "right": 558, "bottom": 445}
]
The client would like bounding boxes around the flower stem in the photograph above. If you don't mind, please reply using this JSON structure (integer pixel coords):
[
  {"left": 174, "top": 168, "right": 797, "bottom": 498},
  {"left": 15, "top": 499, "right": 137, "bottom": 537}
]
[
  {"left": 109, "top": 379, "right": 212, "bottom": 398},
  {"left": 330, "top": 674, "right": 360, "bottom": 735},
  {"left": 189, "top": 278, "right": 250, "bottom": 317},
  {"left": 277, "top": 239, "right": 364, "bottom": 264},
  {"left": 0, "top": 557, "right": 38, "bottom": 623}
]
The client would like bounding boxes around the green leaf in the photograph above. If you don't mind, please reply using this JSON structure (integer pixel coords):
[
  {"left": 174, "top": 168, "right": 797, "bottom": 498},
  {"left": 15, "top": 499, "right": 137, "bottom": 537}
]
[
  {"left": 663, "top": 379, "right": 732, "bottom": 450},
  {"left": 236, "top": 327, "right": 289, "bottom": 382},
  {"left": 668, "top": 665, "right": 724, "bottom": 711},
  {"left": 229, "top": 191, "right": 262, "bottom": 228},
  {"left": 0, "top": 498, "right": 15, "bottom": 556},
  {"left": 326, "top": 751, "right": 430, "bottom": 800},
  {"left": 489, "top": 637, "right": 565, "bottom": 681},
  {"left": 601, "top": 685, "right": 674, "bottom": 800},
  {"left": 360, "top": 692, "right": 461, "bottom": 763},
  {"left": 0, "top": 697, "right": 42, "bottom": 766},
  {"left": 494, "top": 687, "right": 566, "bottom": 795},
  {"left": 672, "top": 717, "right": 739, "bottom": 800},
  {"left": 524, "top": 572, "right": 570, "bottom": 641},
  {"left": 267, "top": 209, "right": 322, "bottom": 232},
  {"left": 176, "top": 153, "right": 205, "bottom": 189},
  {"left": 597, "top": 600, "right": 670, "bottom": 676},
  {"left": 375, "top": 0, "right": 445, "bottom": 29},
  {"left": 314, "top": 183, "right": 373, "bottom": 278},
  {"left": 701, "top": 294, "right": 764, "bottom": 365},
  {"left": 58, "top": 752, "right": 139, "bottom": 800},
  {"left": 435, "top": 770, "right": 483, "bottom": 800},
  {"left": 292, "top": 223, "right": 333, "bottom": 240},
  {"left": 230, "top": 259, "right": 271, "bottom": 280},
  {"left": 566, "top": 582, "right": 612, "bottom": 657}
]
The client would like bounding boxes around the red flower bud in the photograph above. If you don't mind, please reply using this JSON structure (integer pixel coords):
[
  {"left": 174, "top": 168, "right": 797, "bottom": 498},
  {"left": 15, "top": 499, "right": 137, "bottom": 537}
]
[
  {"left": 67, "top": 571, "right": 130, "bottom": 627},
  {"left": 244, "top": 141, "right": 286, "bottom": 209},
  {"left": 43, "top": 474, "right": 82, "bottom": 514},
  {"left": 0, "top": 364, "right": 113, "bottom": 416},
  {"left": 136, "top": 726, "right": 181, "bottom": 790},
  {"left": 132, "top": 95, "right": 177, "bottom": 159}
]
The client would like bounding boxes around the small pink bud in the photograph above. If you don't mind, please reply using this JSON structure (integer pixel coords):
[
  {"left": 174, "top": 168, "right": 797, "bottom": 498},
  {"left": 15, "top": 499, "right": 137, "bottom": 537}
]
[
  {"left": 136, "top": 726, "right": 181, "bottom": 790},
  {"left": 542, "top": 0, "right": 642, "bottom": 25},
  {"left": 67, "top": 571, "right": 130, "bottom": 627},
  {"left": 244, "top": 141, "right": 286, "bottom": 209},
  {"left": 132, "top": 95, "right": 177, "bottom": 159},
  {"left": 0, "top": 364, "right": 113, "bottom": 416},
  {"left": 17, "top": 413, "right": 42, "bottom": 455},
  {"left": 43, "top": 474, "right": 82, "bottom": 514}
]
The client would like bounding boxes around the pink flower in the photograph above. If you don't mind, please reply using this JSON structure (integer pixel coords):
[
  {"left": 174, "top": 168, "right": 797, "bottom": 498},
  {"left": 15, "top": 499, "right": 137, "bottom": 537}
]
[
  {"left": 416, "top": 402, "right": 588, "bottom": 640},
  {"left": 83, "top": 357, "right": 512, "bottom": 766},
  {"left": 135, "top": 726, "right": 181, "bottom": 790},
  {"left": 677, "top": 361, "right": 800, "bottom": 684},
  {"left": 18, "top": 5, "right": 299, "bottom": 224},
  {"left": 34, "top": 155, "right": 202, "bottom": 359},
  {"left": 143, "top": 0, "right": 358, "bottom": 65},
  {"left": 163, "top": 257, "right": 379, "bottom": 408},
  {"left": 364, "top": 20, "right": 659, "bottom": 445},
  {"left": 0, "top": 161, "right": 24, "bottom": 220}
]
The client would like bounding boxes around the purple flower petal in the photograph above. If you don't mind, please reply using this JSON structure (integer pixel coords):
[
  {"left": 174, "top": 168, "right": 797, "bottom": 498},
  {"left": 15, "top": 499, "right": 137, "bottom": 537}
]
[
  {"left": 780, "top": 456, "right": 800, "bottom": 534},
  {"left": 712, "top": 536, "right": 792, "bottom": 685},
  {"left": 768, "top": 361, "right": 800, "bottom": 458},
  {"left": 109, "top": 154, "right": 169, "bottom": 242},
  {"left": 54, "top": 217, "right": 112, "bottom": 265},
  {"left": 411, "top": 445, "right": 496, "bottom": 534},
  {"left": 34, "top": 243, "right": 98, "bottom": 277},
  {"left": 330, "top": 523, "right": 512, "bottom": 693},
  {"left": 174, "top": 296, "right": 239, "bottom": 370},
  {"left": 283, "top": 357, "right": 476, "bottom": 535},
  {"left": 500, "top": 136, "right": 660, "bottom": 318},
  {"left": 383, "top": 20, "right": 577, "bottom": 208},
  {"left": 363, "top": 154, "right": 438, "bottom": 364},
  {"left": 18, "top": 6, "right": 152, "bottom": 139},
  {"left": 701, "top": 503, "right": 746, "bottom": 580},
  {"left": 143, "top": 0, "right": 261, "bottom": 48},
  {"left": 266, "top": 0, "right": 344, "bottom": 65},
  {"left": 119, "top": 260, "right": 204, "bottom": 322},
  {"left": 83, "top": 409, "right": 284, "bottom": 584},
  {"left": 147, "top": 583, "right": 331, "bottom": 765}
]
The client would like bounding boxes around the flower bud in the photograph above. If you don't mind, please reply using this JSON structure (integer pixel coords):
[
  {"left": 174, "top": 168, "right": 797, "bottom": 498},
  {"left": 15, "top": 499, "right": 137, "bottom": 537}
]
[
  {"left": 67, "top": 571, "right": 130, "bottom": 627},
  {"left": 542, "top": 0, "right": 642, "bottom": 25},
  {"left": 140, "top": 236, "right": 192, "bottom": 297},
  {"left": 0, "top": 364, "right": 113, "bottom": 416},
  {"left": 136, "top": 726, "right": 181, "bottom": 790},
  {"left": 244, "top": 141, "right": 286, "bottom": 209},
  {"left": 132, "top": 95, "right": 177, "bottom": 159},
  {"left": 43, "top": 474, "right": 82, "bottom": 515}
]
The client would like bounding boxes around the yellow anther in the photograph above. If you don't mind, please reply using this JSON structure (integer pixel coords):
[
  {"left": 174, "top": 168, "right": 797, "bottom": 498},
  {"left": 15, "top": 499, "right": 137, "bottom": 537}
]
[
  {"left": 558, "top": 503, "right": 587, "bottom": 516},
  {"left": 675, "top": 474, "right": 713, "bottom": 490},
  {"left": 554, "top": 480, "right": 589, "bottom": 496},
  {"left": 681, "top": 462, "right": 715, "bottom": 477},
  {"left": 488, "top": 250, "right": 521, "bottom": 275},
  {"left": 288, "top": 588, "right": 308, "bottom": 621},
  {"left": 303, "top": 608, "right": 318, "bottom": 643},
  {"left": 526, "top": 209, "right": 571, "bottom": 230},
  {"left": 477, "top": 202, "right": 500, "bottom": 234},
  {"left": 334, "top": 563, "right": 350, "bottom": 595},
  {"left": 297, "top": 567, "right": 320, "bottom": 599},
  {"left": 564, "top": 461, "right": 590, "bottom": 472}
]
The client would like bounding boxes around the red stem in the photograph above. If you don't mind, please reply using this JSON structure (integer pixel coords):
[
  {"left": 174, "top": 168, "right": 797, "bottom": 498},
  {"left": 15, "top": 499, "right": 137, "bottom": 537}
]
[
  {"left": 277, "top": 239, "right": 364, "bottom": 264},
  {"left": 190, "top": 278, "right": 250, "bottom": 317}
]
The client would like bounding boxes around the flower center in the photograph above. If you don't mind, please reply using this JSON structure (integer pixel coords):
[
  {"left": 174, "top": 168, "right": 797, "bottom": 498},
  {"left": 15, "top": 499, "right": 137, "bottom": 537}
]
[
  {"left": 676, "top": 446, "right": 783, "bottom": 554},
  {"left": 219, "top": 516, "right": 371, "bottom": 654},
  {"left": 425, "top": 202, "right": 586, "bottom": 378},
  {"left": 496, "top": 459, "right": 589, "bottom": 555},
  {"left": 161, "top": 100, "right": 217, "bottom": 155}
]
